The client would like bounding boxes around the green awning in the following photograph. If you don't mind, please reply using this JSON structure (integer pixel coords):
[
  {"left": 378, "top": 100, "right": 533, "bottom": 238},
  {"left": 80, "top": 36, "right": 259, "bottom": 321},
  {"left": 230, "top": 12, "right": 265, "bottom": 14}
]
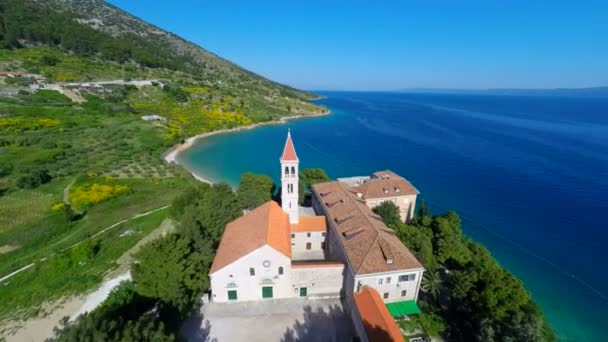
[{"left": 385, "top": 300, "right": 421, "bottom": 317}]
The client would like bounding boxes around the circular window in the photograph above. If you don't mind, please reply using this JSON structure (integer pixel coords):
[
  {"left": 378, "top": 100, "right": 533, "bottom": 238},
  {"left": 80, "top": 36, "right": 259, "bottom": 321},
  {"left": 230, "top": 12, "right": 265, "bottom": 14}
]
[{"left": 262, "top": 260, "right": 271, "bottom": 268}]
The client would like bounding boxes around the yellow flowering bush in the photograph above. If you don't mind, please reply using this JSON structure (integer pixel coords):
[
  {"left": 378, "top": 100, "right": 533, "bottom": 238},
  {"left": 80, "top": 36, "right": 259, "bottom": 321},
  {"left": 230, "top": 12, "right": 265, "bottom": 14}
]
[
  {"left": 51, "top": 202, "right": 65, "bottom": 211},
  {"left": 70, "top": 183, "right": 130, "bottom": 208},
  {"left": 0, "top": 117, "right": 59, "bottom": 132},
  {"left": 132, "top": 96, "right": 252, "bottom": 140}
]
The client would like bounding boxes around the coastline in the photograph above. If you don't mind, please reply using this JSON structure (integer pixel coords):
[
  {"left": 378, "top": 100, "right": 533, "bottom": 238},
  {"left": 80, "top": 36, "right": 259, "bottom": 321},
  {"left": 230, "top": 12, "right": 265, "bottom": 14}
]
[{"left": 163, "top": 109, "right": 331, "bottom": 184}]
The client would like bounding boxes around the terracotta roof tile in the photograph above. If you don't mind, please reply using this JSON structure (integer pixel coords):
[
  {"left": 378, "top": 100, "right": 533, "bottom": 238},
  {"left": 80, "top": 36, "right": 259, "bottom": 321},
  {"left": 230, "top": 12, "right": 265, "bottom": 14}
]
[
  {"left": 354, "top": 286, "right": 405, "bottom": 342},
  {"left": 210, "top": 201, "right": 291, "bottom": 274},
  {"left": 353, "top": 170, "right": 419, "bottom": 199},
  {"left": 312, "top": 181, "right": 423, "bottom": 275},
  {"left": 280, "top": 130, "right": 298, "bottom": 162},
  {"left": 290, "top": 216, "right": 327, "bottom": 232}
]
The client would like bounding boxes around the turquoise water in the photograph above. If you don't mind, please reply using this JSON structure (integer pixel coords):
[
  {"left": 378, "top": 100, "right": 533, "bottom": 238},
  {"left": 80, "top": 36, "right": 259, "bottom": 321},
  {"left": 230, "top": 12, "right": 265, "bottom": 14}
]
[{"left": 178, "top": 91, "right": 608, "bottom": 341}]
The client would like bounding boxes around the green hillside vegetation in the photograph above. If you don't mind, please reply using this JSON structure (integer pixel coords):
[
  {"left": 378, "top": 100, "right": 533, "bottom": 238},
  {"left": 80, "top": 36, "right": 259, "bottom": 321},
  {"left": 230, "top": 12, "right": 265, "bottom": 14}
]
[
  {"left": 0, "top": 0, "right": 328, "bottom": 322},
  {"left": 373, "top": 201, "right": 555, "bottom": 342}
]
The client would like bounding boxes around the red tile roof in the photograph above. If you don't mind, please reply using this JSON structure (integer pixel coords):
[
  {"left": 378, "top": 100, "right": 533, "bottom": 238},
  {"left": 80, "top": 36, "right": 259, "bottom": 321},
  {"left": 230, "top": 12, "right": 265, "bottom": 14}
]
[
  {"left": 311, "top": 181, "right": 423, "bottom": 275},
  {"left": 210, "top": 201, "right": 291, "bottom": 274},
  {"left": 354, "top": 286, "right": 405, "bottom": 342},
  {"left": 290, "top": 216, "right": 327, "bottom": 232},
  {"left": 280, "top": 130, "right": 298, "bottom": 162},
  {"left": 353, "top": 170, "right": 419, "bottom": 199}
]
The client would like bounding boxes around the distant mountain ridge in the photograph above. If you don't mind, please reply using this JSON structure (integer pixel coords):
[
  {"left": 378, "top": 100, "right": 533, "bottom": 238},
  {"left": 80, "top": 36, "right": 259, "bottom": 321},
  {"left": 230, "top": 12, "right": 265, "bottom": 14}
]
[
  {"left": 44, "top": 0, "right": 312, "bottom": 96},
  {"left": 0, "top": 0, "right": 327, "bottom": 124},
  {"left": 399, "top": 86, "right": 608, "bottom": 97}
]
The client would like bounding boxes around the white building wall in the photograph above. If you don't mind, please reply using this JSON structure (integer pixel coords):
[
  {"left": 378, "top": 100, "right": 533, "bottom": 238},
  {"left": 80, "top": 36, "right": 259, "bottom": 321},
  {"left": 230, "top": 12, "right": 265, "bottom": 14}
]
[
  {"left": 210, "top": 245, "right": 292, "bottom": 303},
  {"left": 291, "top": 231, "right": 326, "bottom": 260},
  {"left": 281, "top": 159, "right": 299, "bottom": 224},
  {"left": 354, "top": 269, "right": 424, "bottom": 303},
  {"left": 291, "top": 265, "right": 344, "bottom": 298}
]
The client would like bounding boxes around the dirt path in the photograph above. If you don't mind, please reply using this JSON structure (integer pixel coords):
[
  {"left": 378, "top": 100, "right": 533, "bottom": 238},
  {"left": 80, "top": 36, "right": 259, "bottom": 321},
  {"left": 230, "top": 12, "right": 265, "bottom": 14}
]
[
  {"left": 0, "top": 218, "right": 174, "bottom": 341},
  {"left": 62, "top": 177, "right": 76, "bottom": 204},
  {"left": 62, "top": 89, "right": 86, "bottom": 103}
]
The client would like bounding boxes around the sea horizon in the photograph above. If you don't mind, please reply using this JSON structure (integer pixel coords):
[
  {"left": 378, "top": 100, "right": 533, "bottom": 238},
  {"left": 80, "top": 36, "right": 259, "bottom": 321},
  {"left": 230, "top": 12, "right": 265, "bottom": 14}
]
[{"left": 177, "top": 91, "right": 608, "bottom": 341}]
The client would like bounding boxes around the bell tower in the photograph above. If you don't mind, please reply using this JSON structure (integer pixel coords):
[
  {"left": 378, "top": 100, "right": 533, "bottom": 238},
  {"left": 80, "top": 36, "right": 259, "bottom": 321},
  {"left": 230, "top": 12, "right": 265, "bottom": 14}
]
[{"left": 280, "top": 129, "right": 299, "bottom": 223}]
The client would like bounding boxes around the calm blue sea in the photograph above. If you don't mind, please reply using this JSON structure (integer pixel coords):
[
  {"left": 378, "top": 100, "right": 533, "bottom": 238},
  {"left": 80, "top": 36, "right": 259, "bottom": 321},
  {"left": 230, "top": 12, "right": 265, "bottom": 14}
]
[{"left": 179, "top": 91, "right": 608, "bottom": 341}]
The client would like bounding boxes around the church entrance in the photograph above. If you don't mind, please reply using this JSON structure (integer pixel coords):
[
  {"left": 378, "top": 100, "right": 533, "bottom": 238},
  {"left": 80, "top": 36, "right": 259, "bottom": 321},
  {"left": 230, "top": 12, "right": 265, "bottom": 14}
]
[{"left": 262, "top": 286, "right": 273, "bottom": 299}]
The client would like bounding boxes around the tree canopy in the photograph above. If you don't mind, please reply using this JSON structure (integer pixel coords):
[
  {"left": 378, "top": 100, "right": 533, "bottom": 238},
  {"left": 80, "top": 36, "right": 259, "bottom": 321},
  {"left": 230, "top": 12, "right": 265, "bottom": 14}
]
[
  {"left": 49, "top": 281, "right": 174, "bottom": 341},
  {"left": 132, "top": 234, "right": 211, "bottom": 313},
  {"left": 298, "top": 168, "right": 330, "bottom": 204},
  {"left": 374, "top": 201, "right": 554, "bottom": 341},
  {"left": 237, "top": 172, "right": 275, "bottom": 210},
  {"left": 172, "top": 182, "right": 241, "bottom": 251},
  {"left": 372, "top": 201, "right": 402, "bottom": 227}
]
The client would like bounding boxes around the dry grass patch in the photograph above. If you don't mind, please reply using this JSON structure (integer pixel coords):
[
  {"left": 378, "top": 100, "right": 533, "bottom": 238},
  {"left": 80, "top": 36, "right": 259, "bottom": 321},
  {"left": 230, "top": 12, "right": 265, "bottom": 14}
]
[{"left": 0, "top": 191, "right": 56, "bottom": 231}]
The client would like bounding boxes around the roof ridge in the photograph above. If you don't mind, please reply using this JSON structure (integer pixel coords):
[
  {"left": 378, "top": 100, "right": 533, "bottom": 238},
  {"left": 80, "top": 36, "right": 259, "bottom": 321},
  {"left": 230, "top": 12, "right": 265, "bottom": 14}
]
[
  {"left": 338, "top": 182, "right": 383, "bottom": 274},
  {"left": 355, "top": 227, "right": 380, "bottom": 274}
]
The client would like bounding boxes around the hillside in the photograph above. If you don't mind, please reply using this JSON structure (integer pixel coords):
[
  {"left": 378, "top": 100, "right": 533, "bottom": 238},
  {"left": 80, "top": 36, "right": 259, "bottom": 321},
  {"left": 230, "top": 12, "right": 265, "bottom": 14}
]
[
  {"left": 0, "top": 0, "right": 325, "bottom": 329},
  {"left": 0, "top": 0, "right": 326, "bottom": 124}
]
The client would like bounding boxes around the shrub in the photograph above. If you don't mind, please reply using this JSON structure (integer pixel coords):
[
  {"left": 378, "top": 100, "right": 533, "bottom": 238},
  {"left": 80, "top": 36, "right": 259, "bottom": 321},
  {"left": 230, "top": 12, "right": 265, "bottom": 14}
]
[
  {"left": 70, "top": 183, "right": 130, "bottom": 208},
  {"left": 16, "top": 168, "right": 52, "bottom": 189}
]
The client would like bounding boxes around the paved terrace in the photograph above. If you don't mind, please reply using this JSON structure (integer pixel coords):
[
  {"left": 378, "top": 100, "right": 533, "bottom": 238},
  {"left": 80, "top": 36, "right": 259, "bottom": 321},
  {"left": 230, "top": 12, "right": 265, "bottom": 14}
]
[{"left": 181, "top": 297, "right": 356, "bottom": 342}]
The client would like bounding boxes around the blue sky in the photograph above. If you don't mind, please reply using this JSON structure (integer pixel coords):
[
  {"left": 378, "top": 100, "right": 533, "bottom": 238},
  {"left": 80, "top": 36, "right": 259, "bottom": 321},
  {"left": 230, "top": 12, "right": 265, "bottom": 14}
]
[{"left": 106, "top": 0, "right": 607, "bottom": 90}]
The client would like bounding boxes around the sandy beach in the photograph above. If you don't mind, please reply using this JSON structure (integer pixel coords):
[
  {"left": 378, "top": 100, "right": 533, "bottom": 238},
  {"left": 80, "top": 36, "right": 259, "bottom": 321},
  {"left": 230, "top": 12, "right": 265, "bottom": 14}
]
[{"left": 163, "top": 110, "right": 331, "bottom": 183}]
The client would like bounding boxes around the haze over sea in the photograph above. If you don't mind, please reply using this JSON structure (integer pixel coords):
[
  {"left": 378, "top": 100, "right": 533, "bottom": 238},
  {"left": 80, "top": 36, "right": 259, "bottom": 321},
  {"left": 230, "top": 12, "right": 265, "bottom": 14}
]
[{"left": 178, "top": 91, "right": 608, "bottom": 341}]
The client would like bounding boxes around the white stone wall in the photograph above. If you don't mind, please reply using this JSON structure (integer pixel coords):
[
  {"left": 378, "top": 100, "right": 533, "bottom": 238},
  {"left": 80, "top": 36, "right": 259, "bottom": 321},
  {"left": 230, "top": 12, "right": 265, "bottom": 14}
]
[
  {"left": 290, "top": 231, "right": 326, "bottom": 260},
  {"left": 291, "top": 265, "right": 344, "bottom": 298},
  {"left": 281, "top": 160, "right": 299, "bottom": 223},
  {"left": 354, "top": 269, "right": 424, "bottom": 303},
  {"left": 366, "top": 194, "right": 417, "bottom": 222},
  {"left": 210, "top": 245, "right": 292, "bottom": 303}
]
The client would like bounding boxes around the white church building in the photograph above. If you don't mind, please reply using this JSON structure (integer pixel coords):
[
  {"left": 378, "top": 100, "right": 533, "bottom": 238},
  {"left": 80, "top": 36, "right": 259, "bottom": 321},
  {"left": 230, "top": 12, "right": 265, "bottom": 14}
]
[{"left": 208, "top": 130, "right": 425, "bottom": 340}]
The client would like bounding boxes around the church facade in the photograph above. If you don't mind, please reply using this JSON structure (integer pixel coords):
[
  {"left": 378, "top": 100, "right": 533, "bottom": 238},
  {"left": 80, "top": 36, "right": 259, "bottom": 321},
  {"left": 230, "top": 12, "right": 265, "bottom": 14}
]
[{"left": 208, "top": 130, "right": 424, "bottom": 340}]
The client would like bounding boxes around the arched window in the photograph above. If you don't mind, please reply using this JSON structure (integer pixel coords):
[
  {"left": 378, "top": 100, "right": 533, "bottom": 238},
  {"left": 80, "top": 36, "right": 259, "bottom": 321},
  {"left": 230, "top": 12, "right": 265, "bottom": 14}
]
[
  {"left": 279, "top": 267, "right": 284, "bottom": 275},
  {"left": 249, "top": 268, "right": 255, "bottom": 276},
  {"left": 291, "top": 166, "right": 295, "bottom": 176},
  {"left": 284, "top": 166, "right": 289, "bottom": 176}
]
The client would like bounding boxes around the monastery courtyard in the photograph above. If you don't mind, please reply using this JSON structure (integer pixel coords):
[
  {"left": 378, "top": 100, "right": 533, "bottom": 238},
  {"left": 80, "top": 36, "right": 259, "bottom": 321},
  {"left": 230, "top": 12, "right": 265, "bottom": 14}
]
[{"left": 181, "top": 297, "right": 357, "bottom": 342}]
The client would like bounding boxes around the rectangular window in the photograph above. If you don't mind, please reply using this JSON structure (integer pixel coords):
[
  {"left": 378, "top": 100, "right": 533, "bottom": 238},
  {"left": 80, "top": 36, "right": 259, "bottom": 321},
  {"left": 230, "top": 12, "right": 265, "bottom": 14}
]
[
  {"left": 250, "top": 268, "right": 255, "bottom": 276},
  {"left": 306, "top": 242, "right": 312, "bottom": 250},
  {"left": 398, "top": 275, "right": 407, "bottom": 282},
  {"left": 386, "top": 277, "right": 391, "bottom": 284},
  {"left": 291, "top": 233, "right": 295, "bottom": 238},
  {"left": 307, "top": 232, "right": 311, "bottom": 237},
  {"left": 401, "top": 290, "right": 407, "bottom": 297},
  {"left": 322, "top": 232, "right": 326, "bottom": 237},
  {"left": 378, "top": 278, "right": 383, "bottom": 285},
  {"left": 383, "top": 292, "right": 389, "bottom": 299},
  {"left": 409, "top": 274, "right": 416, "bottom": 281},
  {"left": 300, "top": 287, "right": 307, "bottom": 297},
  {"left": 228, "top": 290, "right": 238, "bottom": 300}
]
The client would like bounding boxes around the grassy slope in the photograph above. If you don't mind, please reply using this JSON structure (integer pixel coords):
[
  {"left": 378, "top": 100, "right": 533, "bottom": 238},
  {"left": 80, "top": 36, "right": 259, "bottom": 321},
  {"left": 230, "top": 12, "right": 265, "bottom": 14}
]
[
  {"left": 0, "top": 0, "right": 326, "bottom": 320},
  {"left": 0, "top": 88, "right": 196, "bottom": 319}
]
